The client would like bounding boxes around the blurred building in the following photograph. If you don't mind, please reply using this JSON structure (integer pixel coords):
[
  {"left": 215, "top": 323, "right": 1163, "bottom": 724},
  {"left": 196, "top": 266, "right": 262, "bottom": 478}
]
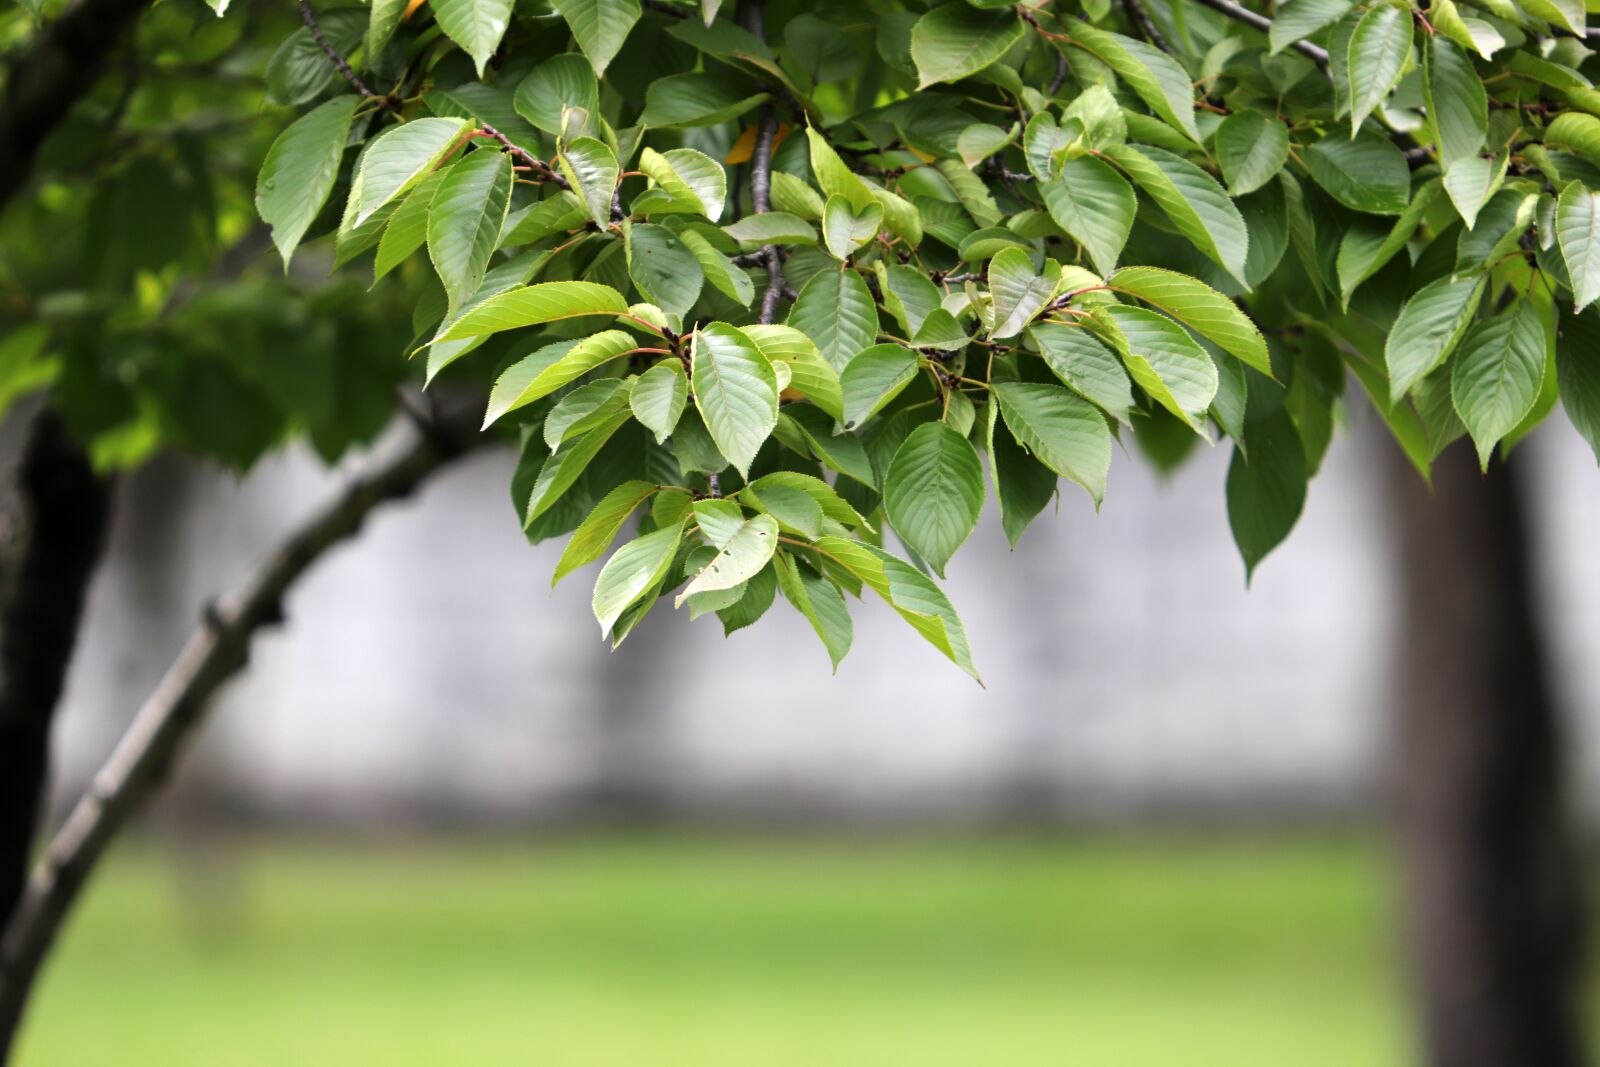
[{"left": 41, "top": 411, "right": 1600, "bottom": 827}]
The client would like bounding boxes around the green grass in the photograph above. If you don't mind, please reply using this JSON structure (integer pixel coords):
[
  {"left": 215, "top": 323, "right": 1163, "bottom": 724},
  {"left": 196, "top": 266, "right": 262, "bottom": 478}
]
[{"left": 13, "top": 833, "right": 1416, "bottom": 1067}]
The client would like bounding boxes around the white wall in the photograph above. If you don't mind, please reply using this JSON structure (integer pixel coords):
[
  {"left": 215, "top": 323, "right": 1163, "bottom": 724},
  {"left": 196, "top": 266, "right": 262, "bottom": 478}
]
[{"left": 47, "top": 407, "right": 1600, "bottom": 825}]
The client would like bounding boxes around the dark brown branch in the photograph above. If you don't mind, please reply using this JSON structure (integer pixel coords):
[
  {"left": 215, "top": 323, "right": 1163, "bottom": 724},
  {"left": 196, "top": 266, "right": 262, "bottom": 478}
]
[
  {"left": 0, "top": 410, "right": 112, "bottom": 934},
  {"left": 1048, "top": 51, "right": 1069, "bottom": 96},
  {"left": 478, "top": 124, "right": 569, "bottom": 188},
  {"left": 1121, "top": 0, "right": 1175, "bottom": 54},
  {"left": 0, "top": 0, "right": 154, "bottom": 216},
  {"left": 751, "top": 109, "right": 785, "bottom": 325},
  {"left": 1189, "top": 0, "right": 1330, "bottom": 69},
  {"left": 0, "top": 410, "right": 483, "bottom": 1060},
  {"left": 298, "top": 0, "right": 381, "bottom": 101}
]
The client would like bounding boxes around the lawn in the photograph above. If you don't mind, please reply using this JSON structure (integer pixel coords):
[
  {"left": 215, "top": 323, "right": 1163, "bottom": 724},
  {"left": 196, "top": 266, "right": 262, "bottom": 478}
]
[{"left": 13, "top": 833, "right": 1416, "bottom": 1067}]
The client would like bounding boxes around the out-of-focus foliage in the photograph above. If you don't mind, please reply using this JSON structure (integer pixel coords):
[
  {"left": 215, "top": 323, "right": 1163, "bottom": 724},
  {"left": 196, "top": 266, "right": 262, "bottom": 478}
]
[
  {"left": 19, "top": 0, "right": 1600, "bottom": 676},
  {"left": 0, "top": 3, "right": 412, "bottom": 471}
]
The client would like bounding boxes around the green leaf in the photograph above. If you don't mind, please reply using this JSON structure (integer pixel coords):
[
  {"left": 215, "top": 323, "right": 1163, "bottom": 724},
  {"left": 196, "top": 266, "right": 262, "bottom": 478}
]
[
  {"left": 558, "top": 136, "right": 619, "bottom": 227},
  {"left": 786, "top": 268, "right": 878, "bottom": 371},
  {"left": 676, "top": 513, "right": 778, "bottom": 605},
  {"left": 1335, "top": 177, "right": 1442, "bottom": 304},
  {"left": 1108, "top": 266, "right": 1271, "bottom": 377},
  {"left": 1303, "top": 133, "right": 1411, "bottom": 215},
  {"left": 722, "top": 212, "right": 818, "bottom": 246},
  {"left": 266, "top": 12, "right": 364, "bottom": 106},
  {"left": 1442, "top": 153, "right": 1506, "bottom": 229},
  {"left": 626, "top": 222, "right": 703, "bottom": 317},
  {"left": 630, "top": 360, "right": 689, "bottom": 442},
  {"left": 1557, "top": 180, "right": 1600, "bottom": 312},
  {"left": 810, "top": 538, "right": 980, "bottom": 681},
  {"left": 640, "top": 71, "right": 769, "bottom": 128},
  {"left": 983, "top": 395, "right": 1057, "bottom": 548},
  {"left": 1385, "top": 274, "right": 1485, "bottom": 398},
  {"left": 739, "top": 482, "right": 823, "bottom": 539},
  {"left": 368, "top": 0, "right": 407, "bottom": 57},
  {"left": 515, "top": 54, "right": 600, "bottom": 136},
  {"left": 771, "top": 172, "right": 826, "bottom": 219},
  {"left": 1103, "top": 144, "right": 1250, "bottom": 285},
  {"left": 746, "top": 475, "right": 866, "bottom": 537},
  {"left": 909, "top": 4, "right": 1025, "bottom": 88},
  {"left": 553, "top": 0, "right": 642, "bottom": 75},
  {"left": 742, "top": 324, "right": 844, "bottom": 421},
  {"left": 783, "top": 406, "right": 877, "bottom": 487},
  {"left": 774, "top": 553, "right": 853, "bottom": 671},
  {"left": 554, "top": 480, "right": 658, "bottom": 585},
  {"left": 638, "top": 147, "right": 726, "bottom": 219},
  {"left": 1096, "top": 304, "right": 1219, "bottom": 429},
  {"left": 255, "top": 96, "right": 359, "bottom": 269},
  {"left": 526, "top": 404, "right": 634, "bottom": 522},
  {"left": 1545, "top": 113, "right": 1600, "bottom": 171},
  {"left": 1426, "top": 37, "right": 1487, "bottom": 169},
  {"left": 348, "top": 117, "right": 471, "bottom": 229},
  {"left": 992, "top": 381, "right": 1112, "bottom": 507},
  {"left": 437, "top": 281, "right": 629, "bottom": 341},
  {"left": 1226, "top": 407, "right": 1307, "bottom": 581},
  {"left": 484, "top": 329, "right": 637, "bottom": 426},
  {"left": 1270, "top": 0, "right": 1352, "bottom": 54},
  {"left": 1214, "top": 111, "right": 1290, "bottom": 197},
  {"left": 1039, "top": 157, "right": 1135, "bottom": 278},
  {"left": 988, "top": 248, "right": 1056, "bottom": 339},
  {"left": 841, "top": 343, "right": 919, "bottom": 430},
  {"left": 882, "top": 422, "right": 984, "bottom": 577},
  {"left": 501, "top": 191, "right": 587, "bottom": 247},
  {"left": 1063, "top": 84, "right": 1127, "bottom": 150},
  {"left": 1450, "top": 301, "right": 1548, "bottom": 468},
  {"left": 1346, "top": 3, "right": 1413, "bottom": 133},
  {"left": 544, "top": 379, "right": 632, "bottom": 450},
  {"left": 1066, "top": 18, "right": 1201, "bottom": 145},
  {"left": 1557, "top": 305, "right": 1600, "bottom": 463},
  {"left": 1520, "top": 0, "right": 1585, "bottom": 35},
  {"left": 593, "top": 521, "right": 684, "bottom": 635},
  {"left": 678, "top": 229, "right": 754, "bottom": 308},
  {"left": 691, "top": 322, "right": 779, "bottom": 477},
  {"left": 374, "top": 169, "right": 447, "bottom": 283},
  {"left": 431, "top": 0, "right": 513, "bottom": 76},
  {"left": 428, "top": 148, "right": 513, "bottom": 311},
  {"left": 822, "top": 195, "right": 883, "bottom": 261},
  {"left": 1029, "top": 323, "right": 1135, "bottom": 423},
  {"left": 716, "top": 562, "right": 777, "bottom": 635}
]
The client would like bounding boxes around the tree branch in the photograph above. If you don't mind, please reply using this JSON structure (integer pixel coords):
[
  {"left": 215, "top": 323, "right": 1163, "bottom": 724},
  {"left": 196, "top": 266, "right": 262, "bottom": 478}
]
[
  {"left": 1121, "top": 0, "right": 1175, "bottom": 54},
  {"left": 1189, "top": 0, "right": 1330, "bottom": 69},
  {"left": 298, "top": 0, "right": 383, "bottom": 102},
  {"left": 0, "top": 410, "right": 112, "bottom": 934},
  {"left": 0, "top": 409, "right": 483, "bottom": 1060},
  {"left": 0, "top": 0, "right": 154, "bottom": 216},
  {"left": 751, "top": 109, "right": 785, "bottom": 326}
]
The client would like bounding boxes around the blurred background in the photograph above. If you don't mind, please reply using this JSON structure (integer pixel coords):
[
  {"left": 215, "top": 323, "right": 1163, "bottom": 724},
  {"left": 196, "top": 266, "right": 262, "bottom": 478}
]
[{"left": 12, "top": 405, "right": 1600, "bottom": 1066}]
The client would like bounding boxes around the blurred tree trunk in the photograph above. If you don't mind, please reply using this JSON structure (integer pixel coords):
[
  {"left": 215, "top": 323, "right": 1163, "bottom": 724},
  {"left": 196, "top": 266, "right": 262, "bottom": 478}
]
[
  {"left": 0, "top": 410, "right": 111, "bottom": 930},
  {"left": 1387, "top": 439, "right": 1588, "bottom": 1067}
]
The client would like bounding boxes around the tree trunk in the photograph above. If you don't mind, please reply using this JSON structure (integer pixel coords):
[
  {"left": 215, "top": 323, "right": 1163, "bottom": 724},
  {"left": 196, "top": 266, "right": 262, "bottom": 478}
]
[
  {"left": 1387, "top": 439, "right": 1588, "bottom": 1067},
  {"left": 0, "top": 410, "right": 112, "bottom": 930}
]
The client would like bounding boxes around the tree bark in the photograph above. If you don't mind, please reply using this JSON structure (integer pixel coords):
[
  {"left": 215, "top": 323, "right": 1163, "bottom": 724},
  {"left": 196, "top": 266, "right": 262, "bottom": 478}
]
[
  {"left": 0, "top": 411, "right": 479, "bottom": 1064},
  {"left": 0, "top": 411, "right": 112, "bottom": 934},
  {"left": 1387, "top": 439, "right": 1588, "bottom": 1067}
]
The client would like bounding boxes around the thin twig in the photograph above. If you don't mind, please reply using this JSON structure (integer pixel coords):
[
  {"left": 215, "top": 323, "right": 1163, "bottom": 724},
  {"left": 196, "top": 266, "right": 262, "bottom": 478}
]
[
  {"left": 1189, "top": 0, "right": 1330, "bottom": 69},
  {"left": 478, "top": 124, "right": 569, "bottom": 188},
  {"left": 1048, "top": 51, "right": 1069, "bottom": 95},
  {"left": 1121, "top": 0, "right": 1176, "bottom": 54},
  {"left": 0, "top": 410, "right": 483, "bottom": 1058},
  {"left": 298, "top": 0, "right": 384, "bottom": 101}
]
